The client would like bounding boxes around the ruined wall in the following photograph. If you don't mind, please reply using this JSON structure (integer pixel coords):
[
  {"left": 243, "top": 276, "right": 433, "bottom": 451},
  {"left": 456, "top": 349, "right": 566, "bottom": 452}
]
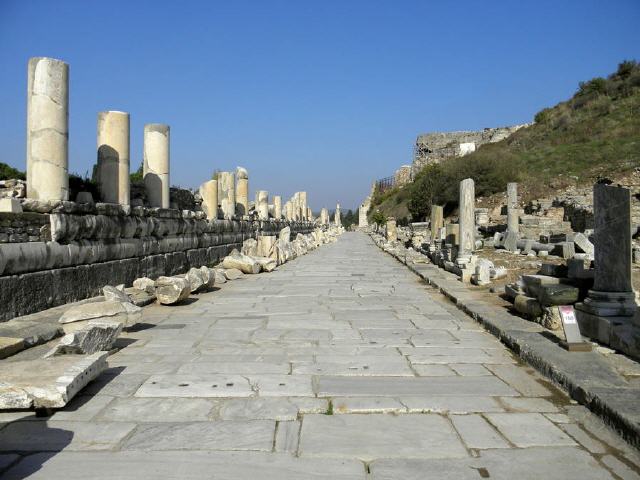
[
  {"left": 0, "top": 201, "right": 315, "bottom": 321},
  {"left": 412, "top": 124, "right": 530, "bottom": 174}
]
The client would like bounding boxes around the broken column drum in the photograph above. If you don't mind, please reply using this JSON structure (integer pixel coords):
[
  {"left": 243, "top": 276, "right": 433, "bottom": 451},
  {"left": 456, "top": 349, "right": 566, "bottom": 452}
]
[
  {"left": 430, "top": 205, "right": 444, "bottom": 242},
  {"left": 26, "top": 57, "right": 69, "bottom": 201},
  {"left": 217, "top": 171, "right": 236, "bottom": 219},
  {"left": 235, "top": 167, "right": 249, "bottom": 216},
  {"left": 256, "top": 190, "right": 269, "bottom": 220},
  {"left": 143, "top": 123, "right": 170, "bottom": 208},
  {"left": 199, "top": 179, "right": 218, "bottom": 220},
  {"left": 507, "top": 182, "right": 519, "bottom": 233},
  {"left": 457, "top": 178, "right": 475, "bottom": 263},
  {"left": 97, "top": 111, "right": 130, "bottom": 205}
]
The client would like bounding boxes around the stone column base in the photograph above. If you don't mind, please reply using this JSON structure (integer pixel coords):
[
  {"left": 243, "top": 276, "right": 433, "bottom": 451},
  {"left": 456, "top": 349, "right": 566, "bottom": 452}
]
[{"left": 576, "top": 290, "right": 637, "bottom": 317}]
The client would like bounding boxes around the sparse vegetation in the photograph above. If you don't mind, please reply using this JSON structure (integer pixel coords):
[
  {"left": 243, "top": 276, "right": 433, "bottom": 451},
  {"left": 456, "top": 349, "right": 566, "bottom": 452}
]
[
  {"left": 130, "top": 161, "right": 144, "bottom": 183},
  {"left": 0, "top": 162, "right": 25, "bottom": 180},
  {"left": 375, "top": 60, "right": 640, "bottom": 220}
]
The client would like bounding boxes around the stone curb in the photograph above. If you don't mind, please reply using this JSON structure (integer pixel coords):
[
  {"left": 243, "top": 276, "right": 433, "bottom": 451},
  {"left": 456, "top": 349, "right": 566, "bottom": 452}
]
[{"left": 373, "top": 237, "right": 640, "bottom": 449}]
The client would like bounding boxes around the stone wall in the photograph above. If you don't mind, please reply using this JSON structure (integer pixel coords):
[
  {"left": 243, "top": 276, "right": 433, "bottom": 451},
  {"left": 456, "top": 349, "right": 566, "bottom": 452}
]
[
  {"left": 0, "top": 202, "right": 315, "bottom": 321},
  {"left": 0, "top": 212, "right": 50, "bottom": 243},
  {"left": 412, "top": 124, "right": 530, "bottom": 173}
]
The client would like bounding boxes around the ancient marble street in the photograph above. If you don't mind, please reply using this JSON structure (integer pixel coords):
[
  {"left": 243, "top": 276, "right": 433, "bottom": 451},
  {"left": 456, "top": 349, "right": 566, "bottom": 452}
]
[{"left": 1, "top": 233, "right": 637, "bottom": 479}]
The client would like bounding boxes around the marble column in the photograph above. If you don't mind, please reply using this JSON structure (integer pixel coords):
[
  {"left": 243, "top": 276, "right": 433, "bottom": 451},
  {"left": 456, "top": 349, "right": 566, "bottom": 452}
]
[
  {"left": 335, "top": 204, "right": 341, "bottom": 226},
  {"left": 506, "top": 182, "right": 519, "bottom": 233},
  {"left": 359, "top": 204, "right": 369, "bottom": 228},
  {"left": 217, "top": 171, "right": 236, "bottom": 219},
  {"left": 26, "top": 57, "right": 69, "bottom": 201},
  {"left": 307, "top": 206, "right": 312, "bottom": 221},
  {"left": 143, "top": 123, "right": 170, "bottom": 208},
  {"left": 300, "top": 191, "right": 308, "bottom": 220},
  {"left": 97, "top": 111, "right": 130, "bottom": 205},
  {"left": 285, "top": 201, "right": 293, "bottom": 221},
  {"left": 235, "top": 167, "right": 249, "bottom": 216},
  {"left": 430, "top": 205, "right": 444, "bottom": 242},
  {"left": 577, "top": 183, "right": 636, "bottom": 317},
  {"left": 199, "top": 179, "right": 218, "bottom": 220},
  {"left": 256, "top": 190, "right": 269, "bottom": 220},
  {"left": 273, "top": 195, "right": 282, "bottom": 219},
  {"left": 457, "top": 178, "right": 475, "bottom": 263}
]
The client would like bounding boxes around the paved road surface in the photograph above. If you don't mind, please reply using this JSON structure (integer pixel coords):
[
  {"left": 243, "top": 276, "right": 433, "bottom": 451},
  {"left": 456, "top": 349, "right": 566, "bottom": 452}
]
[{"left": 1, "top": 233, "right": 638, "bottom": 479}]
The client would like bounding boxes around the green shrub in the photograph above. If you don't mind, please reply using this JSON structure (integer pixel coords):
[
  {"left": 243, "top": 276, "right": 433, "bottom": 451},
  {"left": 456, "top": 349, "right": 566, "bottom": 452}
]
[
  {"left": 370, "top": 209, "right": 387, "bottom": 226},
  {"left": 0, "top": 162, "right": 25, "bottom": 180}
]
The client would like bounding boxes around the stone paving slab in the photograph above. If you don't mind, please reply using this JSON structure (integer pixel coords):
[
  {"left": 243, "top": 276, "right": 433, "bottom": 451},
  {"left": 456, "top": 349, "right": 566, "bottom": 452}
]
[
  {"left": 299, "top": 414, "right": 468, "bottom": 461},
  {"left": 1, "top": 232, "right": 638, "bottom": 479}
]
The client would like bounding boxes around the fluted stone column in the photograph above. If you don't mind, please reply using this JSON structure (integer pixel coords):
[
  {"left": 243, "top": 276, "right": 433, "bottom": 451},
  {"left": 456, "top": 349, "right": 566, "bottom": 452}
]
[
  {"left": 274, "top": 195, "right": 282, "bottom": 219},
  {"left": 321, "top": 208, "right": 329, "bottom": 225},
  {"left": 235, "top": 167, "right": 249, "bottom": 216},
  {"left": 457, "top": 178, "right": 475, "bottom": 263},
  {"left": 97, "top": 111, "right": 130, "bottom": 205},
  {"left": 335, "top": 204, "right": 341, "bottom": 226},
  {"left": 143, "top": 124, "right": 170, "bottom": 208},
  {"left": 430, "top": 205, "right": 444, "bottom": 242},
  {"left": 217, "top": 172, "right": 236, "bottom": 219},
  {"left": 506, "top": 182, "right": 519, "bottom": 233},
  {"left": 199, "top": 179, "right": 218, "bottom": 220},
  {"left": 307, "top": 206, "right": 313, "bottom": 221},
  {"left": 256, "top": 190, "right": 269, "bottom": 220},
  {"left": 26, "top": 57, "right": 69, "bottom": 201}
]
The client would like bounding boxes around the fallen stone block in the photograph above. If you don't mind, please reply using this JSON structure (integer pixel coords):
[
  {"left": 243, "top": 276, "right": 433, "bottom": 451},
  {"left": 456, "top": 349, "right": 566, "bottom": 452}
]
[
  {"left": 279, "top": 226, "right": 291, "bottom": 243},
  {"left": 538, "top": 284, "right": 580, "bottom": 306},
  {"left": 214, "top": 268, "right": 227, "bottom": 284},
  {"left": 185, "top": 267, "right": 206, "bottom": 293},
  {"left": 155, "top": 276, "right": 191, "bottom": 305},
  {"left": 59, "top": 301, "right": 142, "bottom": 326},
  {"left": 0, "top": 352, "right": 108, "bottom": 409},
  {"left": 241, "top": 238, "right": 258, "bottom": 257},
  {"left": 200, "top": 266, "right": 216, "bottom": 289},
  {"left": 133, "top": 277, "right": 155, "bottom": 294},
  {"left": 103, "top": 285, "right": 131, "bottom": 303},
  {"left": 513, "top": 294, "right": 543, "bottom": 319},
  {"left": 539, "top": 263, "right": 568, "bottom": 277},
  {"left": 572, "top": 232, "right": 594, "bottom": 256},
  {"left": 0, "top": 320, "right": 63, "bottom": 348},
  {"left": 45, "top": 320, "right": 123, "bottom": 357},
  {"left": 0, "top": 198, "right": 22, "bottom": 213},
  {"left": 253, "top": 256, "right": 277, "bottom": 273},
  {"left": 223, "top": 268, "right": 243, "bottom": 280},
  {"left": 124, "top": 287, "right": 157, "bottom": 307},
  {"left": 222, "top": 250, "right": 260, "bottom": 274},
  {"left": 490, "top": 266, "right": 508, "bottom": 280}
]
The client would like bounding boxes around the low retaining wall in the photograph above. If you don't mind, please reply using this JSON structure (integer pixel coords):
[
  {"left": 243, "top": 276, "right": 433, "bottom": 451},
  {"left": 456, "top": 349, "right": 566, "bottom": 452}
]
[{"left": 0, "top": 204, "right": 314, "bottom": 321}]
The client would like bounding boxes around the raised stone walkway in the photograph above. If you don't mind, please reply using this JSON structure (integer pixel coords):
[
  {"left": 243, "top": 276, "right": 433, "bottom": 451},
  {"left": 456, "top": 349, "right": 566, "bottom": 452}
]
[{"left": 1, "top": 233, "right": 638, "bottom": 479}]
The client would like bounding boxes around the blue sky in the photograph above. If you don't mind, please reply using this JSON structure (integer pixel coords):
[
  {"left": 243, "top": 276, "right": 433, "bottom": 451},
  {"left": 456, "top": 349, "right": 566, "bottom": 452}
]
[{"left": 1, "top": 0, "right": 638, "bottom": 210}]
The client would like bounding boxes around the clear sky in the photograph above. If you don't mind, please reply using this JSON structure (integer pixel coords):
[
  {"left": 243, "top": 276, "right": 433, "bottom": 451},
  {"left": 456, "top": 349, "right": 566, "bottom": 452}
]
[{"left": 1, "top": 1, "right": 639, "bottom": 211}]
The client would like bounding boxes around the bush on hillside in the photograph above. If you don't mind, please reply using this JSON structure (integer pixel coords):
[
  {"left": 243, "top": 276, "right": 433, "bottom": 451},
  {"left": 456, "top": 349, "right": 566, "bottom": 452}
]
[{"left": 0, "top": 162, "right": 25, "bottom": 180}]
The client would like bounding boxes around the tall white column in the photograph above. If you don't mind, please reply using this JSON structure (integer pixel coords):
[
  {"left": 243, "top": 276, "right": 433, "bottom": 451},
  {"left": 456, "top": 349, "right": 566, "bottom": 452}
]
[
  {"left": 506, "top": 182, "right": 519, "bottom": 233},
  {"left": 26, "top": 57, "right": 69, "bottom": 201},
  {"left": 274, "top": 195, "right": 282, "bottom": 219},
  {"left": 143, "top": 124, "right": 170, "bottom": 208},
  {"left": 199, "top": 179, "right": 218, "bottom": 220},
  {"left": 97, "top": 111, "right": 130, "bottom": 205},
  {"left": 256, "top": 190, "right": 269, "bottom": 220},
  {"left": 235, "top": 167, "right": 249, "bottom": 216},
  {"left": 457, "top": 178, "right": 475, "bottom": 263}
]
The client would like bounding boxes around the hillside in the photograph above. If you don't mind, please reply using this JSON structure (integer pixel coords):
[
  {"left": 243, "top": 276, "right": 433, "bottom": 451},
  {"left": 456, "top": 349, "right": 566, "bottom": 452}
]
[{"left": 370, "top": 60, "right": 640, "bottom": 222}]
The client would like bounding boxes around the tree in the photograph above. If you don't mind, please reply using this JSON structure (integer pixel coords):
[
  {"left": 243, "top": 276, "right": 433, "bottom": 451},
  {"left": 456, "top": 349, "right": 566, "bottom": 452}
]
[
  {"left": 407, "top": 164, "right": 445, "bottom": 221},
  {"left": 0, "top": 162, "right": 25, "bottom": 180}
]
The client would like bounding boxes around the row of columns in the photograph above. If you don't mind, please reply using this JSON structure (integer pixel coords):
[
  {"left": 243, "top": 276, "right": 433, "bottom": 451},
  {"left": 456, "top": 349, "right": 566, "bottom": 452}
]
[
  {"left": 26, "top": 57, "right": 171, "bottom": 207},
  {"left": 25, "top": 57, "right": 335, "bottom": 222}
]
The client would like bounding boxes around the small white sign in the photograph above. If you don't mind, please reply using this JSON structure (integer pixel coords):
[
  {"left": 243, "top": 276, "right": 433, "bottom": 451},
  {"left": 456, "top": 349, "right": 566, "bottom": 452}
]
[{"left": 559, "top": 305, "right": 577, "bottom": 324}]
